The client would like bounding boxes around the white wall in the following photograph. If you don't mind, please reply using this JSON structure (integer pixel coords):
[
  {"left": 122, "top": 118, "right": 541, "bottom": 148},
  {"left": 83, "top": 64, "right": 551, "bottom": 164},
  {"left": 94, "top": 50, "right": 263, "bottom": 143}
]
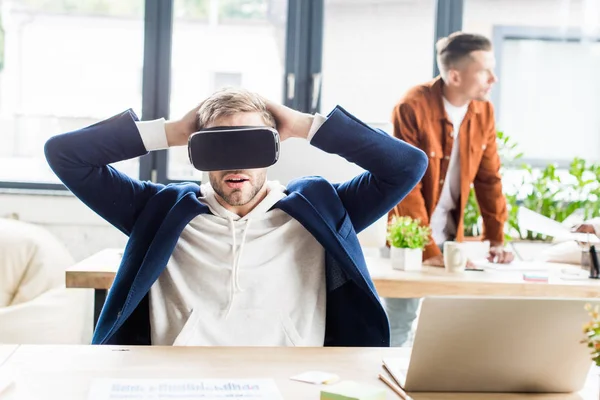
[
  {"left": 320, "top": 0, "right": 436, "bottom": 124},
  {"left": 0, "top": 185, "right": 387, "bottom": 264},
  {"left": 0, "top": 192, "right": 127, "bottom": 262},
  {"left": 2, "top": 0, "right": 598, "bottom": 261},
  {"left": 463, "top": 0, "right": 590, "bottom": 37},
  {"left": 464, "top": 0, "right": 600, "bottom": 164}
]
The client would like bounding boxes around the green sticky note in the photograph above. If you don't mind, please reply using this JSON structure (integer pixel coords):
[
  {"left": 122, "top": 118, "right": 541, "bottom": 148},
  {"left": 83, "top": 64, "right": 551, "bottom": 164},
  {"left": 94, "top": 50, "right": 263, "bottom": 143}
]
[{"left": 320, "top": 380, "right": 387, "bottom": 400}]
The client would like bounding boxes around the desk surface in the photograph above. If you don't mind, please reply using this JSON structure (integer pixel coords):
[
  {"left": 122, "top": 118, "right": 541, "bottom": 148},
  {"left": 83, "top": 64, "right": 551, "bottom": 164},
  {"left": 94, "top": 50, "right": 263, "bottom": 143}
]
[
  {"left": 0, "top": 345, "right": 597, "bottom": 400},
  {"left": 66, "top": 248, "right": 600, "bottom": 298},
  {"left": 368, "top": 258, "right": 600, "bottom": 298}
]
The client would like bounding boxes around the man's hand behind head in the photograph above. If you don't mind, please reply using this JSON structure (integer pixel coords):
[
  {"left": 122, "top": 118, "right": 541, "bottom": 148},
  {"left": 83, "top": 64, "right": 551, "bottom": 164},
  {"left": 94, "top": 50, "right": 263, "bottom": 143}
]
[
  {"left": 165, "top": 103, "right": 203, "bottom": 147},
  {"left": 166, "top": 88, "right": 280, "bottom": 147},
  {"left": 263, "top": 98, "right": 314, "bottom": 141}
]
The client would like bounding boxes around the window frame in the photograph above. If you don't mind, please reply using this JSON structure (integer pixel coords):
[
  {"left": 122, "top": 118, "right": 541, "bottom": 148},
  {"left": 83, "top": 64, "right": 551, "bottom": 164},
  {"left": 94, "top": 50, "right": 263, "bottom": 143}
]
[
  {"left": 433, "top": 0, "right": 464, "bottom": 77},
  {"left": 491, "top": 25, "right": 600, "bottom": 169},
  {"left": 0, "top": 0, "right": 454, "bottom": 190}
]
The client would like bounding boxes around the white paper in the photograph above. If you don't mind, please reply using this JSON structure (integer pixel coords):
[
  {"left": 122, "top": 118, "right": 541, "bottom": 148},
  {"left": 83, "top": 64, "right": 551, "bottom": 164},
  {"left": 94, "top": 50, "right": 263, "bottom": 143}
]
[
  {"left": 472, "top": 259, "right": 550, "bottom": 272},
  {"left": 88, "top": 379, "right": 283, "bottom": 400},
  {"left": 517, "top": 207, "right": 600, "bottom": 243},
  {"left": 0, "top": 377, "right": 14, "bottom": 396},
  {"left": 289, "top": 371, "right": 339, "bottom": 385}
]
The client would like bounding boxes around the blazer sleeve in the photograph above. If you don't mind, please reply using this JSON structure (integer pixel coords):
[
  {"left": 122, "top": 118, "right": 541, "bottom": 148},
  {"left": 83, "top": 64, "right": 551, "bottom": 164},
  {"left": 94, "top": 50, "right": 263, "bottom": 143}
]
[
  {"left": 44, "top": 110, "right": 164, "bottom": 236},
  {"left": 310, "top": 106, "right": 428, "bottom": 235}
]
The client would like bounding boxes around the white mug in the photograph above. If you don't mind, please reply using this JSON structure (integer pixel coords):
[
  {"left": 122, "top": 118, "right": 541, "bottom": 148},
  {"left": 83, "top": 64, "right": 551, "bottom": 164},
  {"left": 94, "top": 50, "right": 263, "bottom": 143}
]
[{"left": 443, "top": 241, "right": 467, "bottom": 272}]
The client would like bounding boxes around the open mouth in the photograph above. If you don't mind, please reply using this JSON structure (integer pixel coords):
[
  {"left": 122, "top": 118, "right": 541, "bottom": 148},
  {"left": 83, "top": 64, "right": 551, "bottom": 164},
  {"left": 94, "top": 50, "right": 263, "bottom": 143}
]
[{"left": 224, "top": 174, "right": 249, "bottom": 189}]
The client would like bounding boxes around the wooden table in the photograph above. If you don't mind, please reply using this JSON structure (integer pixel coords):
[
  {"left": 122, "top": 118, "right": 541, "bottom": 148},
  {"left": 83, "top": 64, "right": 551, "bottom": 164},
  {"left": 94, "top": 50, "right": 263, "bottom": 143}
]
[
  {"left": 368, "top": 258, "right": 600, "bottom": 298},
  {"left": 0, "top": 345, "right": 597, "bottom": 399},
  {"left": 66, "top": 248, "right": 600, "bottom": 327},
  {"left": 66, "top": 248, "right": 123, "bottom": 328}
]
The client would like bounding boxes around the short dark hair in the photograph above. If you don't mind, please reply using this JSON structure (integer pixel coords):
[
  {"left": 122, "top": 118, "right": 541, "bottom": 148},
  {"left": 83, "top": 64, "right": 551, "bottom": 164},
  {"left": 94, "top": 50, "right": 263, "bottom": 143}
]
[{"left": 436, "top": 32, "right": 492, "bottom": 75}]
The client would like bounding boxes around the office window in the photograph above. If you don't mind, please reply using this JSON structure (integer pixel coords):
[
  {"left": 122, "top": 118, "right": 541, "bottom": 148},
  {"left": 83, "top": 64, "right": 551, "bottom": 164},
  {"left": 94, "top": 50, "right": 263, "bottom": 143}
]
[
  {"left": 464, "top": 0, "right": 600, "bottom": 164},
  {"left": 0, "top": 0, "right": 144, "bottom": 183},
  {"left": 212, "top": 71, "right": 243, "bottom": 92},
  {"left": 320, "top": 0, "right": 436, "bottom": 125},
  {"left": 167, "top": 0, "right": 288, "bottom": 181},
  {"left": 464, "top": 0, "right": 595, "bottom": 38},
  {"left": 497, "top": 38, "right": 600, "bottom": 164}
]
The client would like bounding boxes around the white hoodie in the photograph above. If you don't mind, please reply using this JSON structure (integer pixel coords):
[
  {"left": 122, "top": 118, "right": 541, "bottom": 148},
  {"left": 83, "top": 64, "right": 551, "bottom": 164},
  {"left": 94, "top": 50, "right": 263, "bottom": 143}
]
[{"left": 148, "top": 181, "right": 327, "bottom": 346}]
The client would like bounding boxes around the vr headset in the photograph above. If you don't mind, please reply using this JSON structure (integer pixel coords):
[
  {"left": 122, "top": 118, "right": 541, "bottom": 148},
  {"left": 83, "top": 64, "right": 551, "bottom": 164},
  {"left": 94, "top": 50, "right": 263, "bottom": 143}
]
[{"left": 188, "top": 126, "right": 280, "bottom": 171}]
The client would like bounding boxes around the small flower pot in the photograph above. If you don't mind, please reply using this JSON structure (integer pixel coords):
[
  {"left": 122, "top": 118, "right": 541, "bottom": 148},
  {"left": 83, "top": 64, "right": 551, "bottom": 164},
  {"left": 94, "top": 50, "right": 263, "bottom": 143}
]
[{"left": 390, "top": 247, "right": 423, "bottom": 271}]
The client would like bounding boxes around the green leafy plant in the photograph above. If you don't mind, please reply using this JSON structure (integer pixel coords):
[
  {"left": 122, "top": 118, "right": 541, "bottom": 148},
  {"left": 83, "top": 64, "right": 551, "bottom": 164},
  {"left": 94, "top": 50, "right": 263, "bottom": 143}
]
[
  {"left": 569, "top": 158, "right": 600, "bottom": 221},
  {"left": 463, "top": 186, "right": 481, "bottom": 237},
  {"left": 505, "top": 193, "right": 520, "bottom": 240},
  {"left": 513, "top": 158, "right": 600, "bottom": 241},
  {"left": 463, "top": 132, "right": 600, "bottom": 241},
  {"left": 582, "top": 304, "right": 600, "bottom": 366},
  {"left": 463, "top": 131, "right": 522, "bottom": 239},
  {"left": 517, "top": 164, "right": 573, "bottom": 240},
  {"left": 387, "top": 216, "right": 431, "bottom": 250}
]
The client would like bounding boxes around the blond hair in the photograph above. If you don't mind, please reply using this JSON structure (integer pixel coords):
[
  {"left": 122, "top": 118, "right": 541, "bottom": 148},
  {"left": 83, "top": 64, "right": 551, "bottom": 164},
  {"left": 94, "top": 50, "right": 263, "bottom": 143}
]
[{"left": 197, "top": 87, "right": 276, "bottom": 129}]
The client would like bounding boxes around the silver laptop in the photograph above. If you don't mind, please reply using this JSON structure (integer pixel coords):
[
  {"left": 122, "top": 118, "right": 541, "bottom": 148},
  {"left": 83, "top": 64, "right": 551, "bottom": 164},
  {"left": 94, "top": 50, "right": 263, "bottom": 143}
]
[{"left": 385, "top": 297, "right": 597, "bottom": 393}]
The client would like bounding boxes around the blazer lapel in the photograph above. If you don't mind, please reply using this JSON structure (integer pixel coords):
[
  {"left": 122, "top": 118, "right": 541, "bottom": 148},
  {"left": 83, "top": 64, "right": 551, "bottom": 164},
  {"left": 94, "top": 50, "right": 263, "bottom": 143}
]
[
  {"left": 101, "top": 192, "right": 209, "bottom": 344},
  {"left": 274, "top": 192, "right": 371, "bottom": 290}
]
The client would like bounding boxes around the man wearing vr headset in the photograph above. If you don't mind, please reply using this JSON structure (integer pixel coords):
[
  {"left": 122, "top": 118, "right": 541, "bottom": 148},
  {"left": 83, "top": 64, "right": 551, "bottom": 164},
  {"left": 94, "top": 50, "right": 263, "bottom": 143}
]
[{"left": 45, "top": 88, "right": 428, "bottom": 347}]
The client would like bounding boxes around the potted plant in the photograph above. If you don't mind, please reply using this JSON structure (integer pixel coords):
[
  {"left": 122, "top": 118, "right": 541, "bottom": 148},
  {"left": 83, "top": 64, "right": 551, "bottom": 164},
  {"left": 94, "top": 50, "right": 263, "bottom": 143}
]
[
  {"left": 387, "top": 215, "right": 431, "bottom": 271},
  {"left": 582, "top": 303, "right": 600, "bottom": 367}
]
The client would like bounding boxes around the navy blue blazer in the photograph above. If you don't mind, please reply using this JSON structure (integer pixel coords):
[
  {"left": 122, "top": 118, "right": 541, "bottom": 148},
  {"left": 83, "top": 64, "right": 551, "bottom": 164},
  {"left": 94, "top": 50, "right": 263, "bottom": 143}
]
[{"left": 45, "top": 106, "right": 427, "bottom": 346}]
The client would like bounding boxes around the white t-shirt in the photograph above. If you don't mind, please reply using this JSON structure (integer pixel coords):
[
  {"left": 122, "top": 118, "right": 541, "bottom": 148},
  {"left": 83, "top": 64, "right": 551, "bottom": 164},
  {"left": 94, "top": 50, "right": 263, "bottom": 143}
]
[{"left": 429, "top": 97, "right": 469, "bottom": 245}]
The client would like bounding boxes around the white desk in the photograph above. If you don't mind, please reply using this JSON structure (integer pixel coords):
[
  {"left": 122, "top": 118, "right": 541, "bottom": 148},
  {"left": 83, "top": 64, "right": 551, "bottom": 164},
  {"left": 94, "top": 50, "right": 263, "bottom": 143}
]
[{"left": 0, "top": 344, "right": 18, "bottom": 367}]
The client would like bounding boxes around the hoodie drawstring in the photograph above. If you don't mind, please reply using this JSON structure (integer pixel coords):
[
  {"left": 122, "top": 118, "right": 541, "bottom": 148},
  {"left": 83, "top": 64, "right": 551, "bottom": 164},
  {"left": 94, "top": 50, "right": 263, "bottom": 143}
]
[{"left": 223, "top": 217, "right": 251, "bottom": 318}]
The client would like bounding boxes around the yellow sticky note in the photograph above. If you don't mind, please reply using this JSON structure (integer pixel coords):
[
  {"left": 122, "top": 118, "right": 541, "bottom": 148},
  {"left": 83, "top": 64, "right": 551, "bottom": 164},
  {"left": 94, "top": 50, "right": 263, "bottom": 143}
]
[{"left": 320, "top": 380, "right": 386, "bottom": 400}]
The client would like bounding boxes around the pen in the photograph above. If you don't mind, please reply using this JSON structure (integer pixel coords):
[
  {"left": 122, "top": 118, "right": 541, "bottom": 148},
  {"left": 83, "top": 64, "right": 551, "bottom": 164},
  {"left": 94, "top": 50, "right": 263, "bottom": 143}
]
[
  {"left": 378, "top": 373, "right": 413, "bottom": 400},
  {"left": 590, "top": 245, "right": 599, "bottom": 279},
  {"left": 382, "top": 363, "right": 403, "bottom": 388}
]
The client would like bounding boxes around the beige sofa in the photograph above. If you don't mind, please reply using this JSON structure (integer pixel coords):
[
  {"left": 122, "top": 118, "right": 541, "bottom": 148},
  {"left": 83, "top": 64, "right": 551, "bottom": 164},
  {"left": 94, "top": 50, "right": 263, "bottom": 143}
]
[{"left": 0, "top": 218, "right": 91, "bottom": 344}]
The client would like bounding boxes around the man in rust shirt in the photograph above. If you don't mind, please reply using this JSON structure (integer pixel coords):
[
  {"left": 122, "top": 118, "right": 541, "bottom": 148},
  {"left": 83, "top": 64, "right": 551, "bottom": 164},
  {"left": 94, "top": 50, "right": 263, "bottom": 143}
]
[{"left": 385, "top": 32, "right": 513, "bottom": 346}]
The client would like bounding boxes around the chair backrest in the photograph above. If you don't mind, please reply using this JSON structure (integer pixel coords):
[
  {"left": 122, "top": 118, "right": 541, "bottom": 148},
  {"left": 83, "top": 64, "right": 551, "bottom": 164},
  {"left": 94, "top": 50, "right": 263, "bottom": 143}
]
[
  {"left": 0, "top": 218, "right": 74, "bottom": 307},
  {"left": 0, "top": 219, "right": 92, "bottom": 344}
]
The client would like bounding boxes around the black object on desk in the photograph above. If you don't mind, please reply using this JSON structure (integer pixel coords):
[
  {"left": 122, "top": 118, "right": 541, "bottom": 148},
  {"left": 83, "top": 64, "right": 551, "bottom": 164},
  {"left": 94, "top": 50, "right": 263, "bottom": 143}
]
[{"left": 589, "top": 245, "right": 600, "bottom": 279}]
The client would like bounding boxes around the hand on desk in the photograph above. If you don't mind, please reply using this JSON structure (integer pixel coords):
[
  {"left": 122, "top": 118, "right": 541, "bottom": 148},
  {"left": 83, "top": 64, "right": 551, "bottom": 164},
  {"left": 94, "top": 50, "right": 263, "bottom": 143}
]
[
  {"left": 423, "top": 255, "right": 476, "bottom": 269},
  {"left": 573, "top": 223, "right": 598, "bottom": 236},
  {"left": 423, "top": 255, "right": 444, "bottom": 267},
  {"left": 424, "top": 245, "right": 513, "bottom": 268},
  {"left": 487, "top": 245, "right": 514, "bottom": 264}
]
